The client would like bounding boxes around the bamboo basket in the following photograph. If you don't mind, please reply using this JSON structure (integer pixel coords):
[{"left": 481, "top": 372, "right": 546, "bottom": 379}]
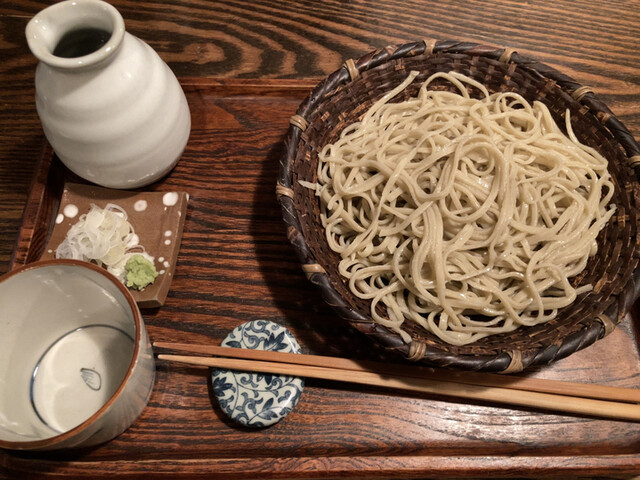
[{"left": 277, "top": 40, "right": 640, "bottom": 373}]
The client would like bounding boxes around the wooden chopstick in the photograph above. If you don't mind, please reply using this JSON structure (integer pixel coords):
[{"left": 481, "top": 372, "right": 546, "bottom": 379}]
[
  {"left": 153, "top": 341, "right": 640, "bottom": 404},
  {"left": 156, "top": 351, "right": 640, "bottom": 421}
]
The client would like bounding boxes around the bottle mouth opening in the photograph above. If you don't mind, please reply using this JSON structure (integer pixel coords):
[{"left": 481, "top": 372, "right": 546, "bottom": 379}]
[{"left": 26, "top": 0, "right": 125, "bottom": 70}]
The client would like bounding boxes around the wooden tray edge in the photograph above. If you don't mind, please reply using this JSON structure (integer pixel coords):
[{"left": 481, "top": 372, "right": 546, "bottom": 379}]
[
  {"left": 3, "top": 453, "right": 640, "bottom": 479},
  {"left": 10, "top": 143, "right": 62, "bottom": 270}
]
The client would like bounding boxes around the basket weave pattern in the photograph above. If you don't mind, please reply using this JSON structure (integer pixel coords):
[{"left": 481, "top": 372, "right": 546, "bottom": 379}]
[{"left": 278, "top": 40, "right": 640, "bottom": 373}]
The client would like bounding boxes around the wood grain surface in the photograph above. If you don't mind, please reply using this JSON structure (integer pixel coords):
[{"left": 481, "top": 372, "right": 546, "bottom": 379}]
[
  {"left": 4, "top": 79, "right": 640, "bottom": 479},
  {"left": 2, "top": 0, "right": 640, "bottom": 276},
  {"left": 1, "top": 0, "right": 640, "bottom": 478}
]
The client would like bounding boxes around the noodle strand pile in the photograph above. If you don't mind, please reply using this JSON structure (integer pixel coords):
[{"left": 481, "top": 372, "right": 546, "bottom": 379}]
[{"left": 312, "top": 71, "right": 615, "bottom": 345}]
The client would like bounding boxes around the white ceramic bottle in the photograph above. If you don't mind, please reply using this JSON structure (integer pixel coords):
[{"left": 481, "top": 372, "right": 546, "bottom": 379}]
[{"left": 25, "top": 0, "right": 191, "bottom": 189}]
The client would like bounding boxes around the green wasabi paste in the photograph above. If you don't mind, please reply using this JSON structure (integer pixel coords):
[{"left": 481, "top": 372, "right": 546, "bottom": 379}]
[{"left": 124, "top": 254, "right": 158, "bottom": 290}]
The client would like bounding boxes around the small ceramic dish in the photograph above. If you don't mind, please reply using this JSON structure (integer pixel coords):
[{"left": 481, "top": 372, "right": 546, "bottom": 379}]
[{"left": 40, "top": 182, "right": 189, "bottom": 308}]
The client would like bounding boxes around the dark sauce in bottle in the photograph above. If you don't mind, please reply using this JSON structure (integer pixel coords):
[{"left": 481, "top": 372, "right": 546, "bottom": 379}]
[{"left": 52, "top": 28, "right": 112, "bottom": 58}]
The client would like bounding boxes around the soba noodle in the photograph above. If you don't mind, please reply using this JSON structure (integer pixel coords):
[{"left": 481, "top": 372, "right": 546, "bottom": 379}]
[{"left": 310, "top": 71, "right": 615, "bottom": 346}]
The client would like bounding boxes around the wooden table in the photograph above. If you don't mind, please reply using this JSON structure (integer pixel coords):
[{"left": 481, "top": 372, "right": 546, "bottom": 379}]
[{"left": 2, "top": 1, "right": 640, "bottom": 478}]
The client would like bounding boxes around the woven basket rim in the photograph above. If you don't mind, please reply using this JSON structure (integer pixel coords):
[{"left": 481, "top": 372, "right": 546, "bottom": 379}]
[{"left": 277, "top": 39, "right": 640, "bottom": 373}]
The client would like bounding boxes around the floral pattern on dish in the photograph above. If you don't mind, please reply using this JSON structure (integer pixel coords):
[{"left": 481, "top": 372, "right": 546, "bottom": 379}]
[{"left": 211, "top": 320, "right": 304, "bottom": 427}]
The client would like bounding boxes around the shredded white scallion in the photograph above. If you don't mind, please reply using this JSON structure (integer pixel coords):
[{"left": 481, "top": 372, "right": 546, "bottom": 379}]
[{"left": 55, "top": 203, "right": 154, "bottom": 282}]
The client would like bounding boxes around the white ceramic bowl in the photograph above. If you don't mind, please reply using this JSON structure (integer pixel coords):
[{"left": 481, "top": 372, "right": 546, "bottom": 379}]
[{"left": 0, "top": 259, "right": 155, "bottom": 450}]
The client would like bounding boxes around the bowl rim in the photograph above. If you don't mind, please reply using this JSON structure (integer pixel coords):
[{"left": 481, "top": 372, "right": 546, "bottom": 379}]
[{"left": 25, "top": 0, "right": 126, "bottom": 71}]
